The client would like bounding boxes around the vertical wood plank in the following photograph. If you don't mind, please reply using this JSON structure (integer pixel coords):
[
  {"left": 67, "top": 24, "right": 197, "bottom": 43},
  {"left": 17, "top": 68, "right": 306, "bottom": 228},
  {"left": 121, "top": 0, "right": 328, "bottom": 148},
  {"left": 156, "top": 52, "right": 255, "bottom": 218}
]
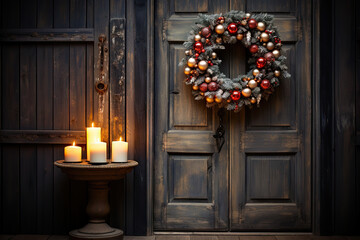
[
  {"left": 334, "top": 0, "right": 357, "bottom": 234},
  {"left": 126, "top": 0, "right": 136, "bottom": 234},
  {"left": 19, "top": 45, "right": 37, "bottom": 234},
  {"left": 19, "top": 0, "right": 37, "bottom": 232},
  {"left": 86, "top": 0, "right": 94, "bottom": 125},
  {"left": 69, "top": 44, "right": 86, "bottom": 130},
  {"left": 36, "top": 0, "right": 54, "bottom": 233},
  {"left": 2, "top": 145, "right": 20, "bottom": 234},
  {"left": 1, "top": 0, "right": 20, "bottom": 232},
  {"left": 316, "top": 0, "right": 335, "bottom": 234},
  {"left": 356, "top": 0, "right": 360, "bottom": 232},
  {"left": 53, "top": 0, "right": 70, "bottom": 234},
  {"left": 109, "top": 14, "right": 126, "bottom": 230},
  {"left": 69, "top": 0, "right": 88, "bottom": 230},
  {"left": 94, "top": 0, "right": 110, "bottom": 143},
  {"left": 126, "top": 0, "right": 148, "bottom": 234}
]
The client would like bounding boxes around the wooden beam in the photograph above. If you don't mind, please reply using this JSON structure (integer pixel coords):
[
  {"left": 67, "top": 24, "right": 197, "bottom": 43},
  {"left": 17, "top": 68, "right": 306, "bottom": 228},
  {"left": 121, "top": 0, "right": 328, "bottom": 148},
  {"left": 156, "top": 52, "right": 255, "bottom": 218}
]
[
  {"left": 0, "top": 28, "right": 94, "bottom": 42},
  {"left": 0, "top": 130, "right": 86, "bottom": 144}
]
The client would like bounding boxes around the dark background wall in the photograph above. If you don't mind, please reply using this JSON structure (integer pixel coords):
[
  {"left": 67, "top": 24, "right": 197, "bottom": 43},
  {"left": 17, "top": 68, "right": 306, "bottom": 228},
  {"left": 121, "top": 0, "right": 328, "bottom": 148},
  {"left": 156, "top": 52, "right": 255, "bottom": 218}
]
[
  {"left": 0, "top": 0, "right": 358, "bottom": 236},
  {"left": 317, "top": 0, "right": 359, "bottom": 235}
]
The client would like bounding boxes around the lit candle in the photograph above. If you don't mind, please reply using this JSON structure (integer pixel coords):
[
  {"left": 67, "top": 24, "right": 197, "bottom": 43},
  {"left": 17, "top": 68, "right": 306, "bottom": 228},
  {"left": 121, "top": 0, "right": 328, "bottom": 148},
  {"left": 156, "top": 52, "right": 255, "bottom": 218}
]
[
  {"left": 64, "top": 141, "right": 82, "bottom": 163},
  {"left": 89, "top": 139, "right": 107, "bottom": 164},
  {"left": 112, "top": 137, "right": 128, "bottom": 163},
  {"left": 86, "top": 123, "right": 101, "bottom": 161}
]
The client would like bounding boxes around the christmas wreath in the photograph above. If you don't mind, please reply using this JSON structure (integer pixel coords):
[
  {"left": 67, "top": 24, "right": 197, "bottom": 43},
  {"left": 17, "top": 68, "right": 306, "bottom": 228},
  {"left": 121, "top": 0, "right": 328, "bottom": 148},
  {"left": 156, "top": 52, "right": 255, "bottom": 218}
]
[{"left": 180, "top": 10, "right": 290, "bottom": 112}]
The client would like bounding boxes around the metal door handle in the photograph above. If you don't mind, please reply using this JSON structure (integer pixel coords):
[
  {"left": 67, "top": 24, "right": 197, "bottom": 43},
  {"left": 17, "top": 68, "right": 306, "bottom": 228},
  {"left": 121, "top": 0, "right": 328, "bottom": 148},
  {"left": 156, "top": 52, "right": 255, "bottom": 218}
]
[{"left": 96, "top": 34, "right": 108, "bottom": 94}]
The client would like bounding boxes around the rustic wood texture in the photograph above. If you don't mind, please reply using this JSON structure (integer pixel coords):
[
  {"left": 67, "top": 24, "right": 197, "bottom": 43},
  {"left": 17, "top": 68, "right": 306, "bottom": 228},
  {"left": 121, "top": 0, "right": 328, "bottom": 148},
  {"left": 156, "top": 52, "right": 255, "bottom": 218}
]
[
  {"left": 333, "top": 0, "right": 357, "bottom": 234},
  {"left": 0, "top": 0, "right": 125, "bottom": 235},
  {"left": 154, "top": 0, "right": 229, "bottom": 231},
  {"left": 0, "top": 29, "right": 94, "bottom": 42},
  {"left": 154, "top": 0, "right": 311, "bottom": 232},
  {"left": 108, "top": 0, "right": 126, "bottom": 233},
  {"left": 229, "top": 0, "right": 311, "bottom": 231}
]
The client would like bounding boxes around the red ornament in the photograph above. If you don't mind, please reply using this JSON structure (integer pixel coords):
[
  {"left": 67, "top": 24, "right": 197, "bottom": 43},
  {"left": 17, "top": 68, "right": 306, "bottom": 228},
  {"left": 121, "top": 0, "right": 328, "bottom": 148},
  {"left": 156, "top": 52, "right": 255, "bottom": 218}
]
[
  {"left": 260, "top": 79, "right": 271, "bottom": 89},
  {"left": 264, "top": 52, "right": 275, "bottom": 63},
  {"left": 256, "top": 57, "right": 266, "bottom": 68},
  {"left": 248, "top": 19, "right": 257, "bottom": 29},
  {"left": 274, "top": 37, "right": 281, "bottom": 44},
  {"left": 201, "top": 27, "right": 211, "bottom": 38},
  {"left": 194, "top": 42, "right": 203, "bottom": 53},
  {"left": 208, "top": 82, "right": 218, "bottom": 91},
  {"left": 199, "top": 83, "right": 208, "bottom": 92},
  {"left": 249, "top": 44, "right": 259, "bottom": 54},
  {"left": 227, "top": 23, "right": 238, "bottom": 34},
  {"left": 231, "top": 90, "right": 241, "bottom": 101}
]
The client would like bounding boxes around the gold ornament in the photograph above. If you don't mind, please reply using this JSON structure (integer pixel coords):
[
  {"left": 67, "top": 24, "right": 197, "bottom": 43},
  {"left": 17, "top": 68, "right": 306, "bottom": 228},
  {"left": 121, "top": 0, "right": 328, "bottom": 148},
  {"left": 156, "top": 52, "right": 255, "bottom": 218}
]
[
  {"left": 227, "top": 99, "right": 231, "bottom": 103},
  {"left": 194, "top": 34, "right": 201, "bottom": 41},
  {"left": 187, "top": 57, "right": 196, "bottom": 68},
  {"left": 198, "top": 60, "right": 208, "bottom": 71},
  {"left": 185, "top": 50, "right": 190, "bottom": 55},
  {"left": 252, "top": 69, "right": 260, "bottom": 76},
  {"left": 205, "top": 77, "right": 212, "bottom": 83},
  {"left": 211, "top": 52, "right": 217, "bottom": 59},
  {"left": 200, "top": 92, "right": 204, "bottom": 96},
  {"left": 184, "top": 67, "right": 191, "bottom": 75},
  {"left": 236, "top": 33, "right": 244, "bottom": 40},
  {"left": 192, "top": 85, "right": 199, "bottom": 91},
  {"left": 215, "top": 24, "right": 225, "bottom": 34},
  {"left": 260, "top": 32, "right": 269, "bottom": 42},
  {"left": 257, "top": 22, "right": 266, "bottom": 31},
  {"left": 250, "top": 97, "right": 257, "bottom": 104},
  {"left": 216, "top": 37, "right": 222, "bottom": 44},
  {"left": 267, "top": 42, "right": 275, "bottom": 50},
  {"left": 241, "top": 19, "right": 247, "bottom": 26},
  {"left": 248, "top": 79, "right": 257, "bottom": 89},
  {"left": 215, "top": 96, "right": 222, "bottom": 103},
  {"left": 273, "top": 49, "right": 280, "bottom": 58},
  {"left": 242, "top": 88, "right": 252, "bottom": 98},
  {"left": 274, "top": 70, "right": 281, "bottom": 77},
  {"left": 245, "top": 13, "right": 251, "bottom": 19},
  {"left": 220, "top": 19, "right": 225, "bottom": 24},
  {"left": 206, "top": 96, "right": 214, "bottom": 103}
]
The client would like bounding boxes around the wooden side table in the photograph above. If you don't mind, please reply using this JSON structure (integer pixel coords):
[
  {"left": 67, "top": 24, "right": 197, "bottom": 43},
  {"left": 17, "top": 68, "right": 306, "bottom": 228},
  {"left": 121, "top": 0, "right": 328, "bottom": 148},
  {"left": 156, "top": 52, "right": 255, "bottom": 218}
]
[{"left": 54, "top": 160, "right": 138, "bottom": 240}]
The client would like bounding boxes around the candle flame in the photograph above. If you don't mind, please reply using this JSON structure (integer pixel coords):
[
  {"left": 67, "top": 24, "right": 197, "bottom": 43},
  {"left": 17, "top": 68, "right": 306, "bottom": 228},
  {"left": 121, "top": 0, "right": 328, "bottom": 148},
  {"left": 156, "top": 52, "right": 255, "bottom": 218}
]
[
  {"left": 73, "top": 141, "right": 75, "bottom": 146},
  {"left": 120, "top": 137, "right": 122, "bottom": 141},
  {"left": 92, "top": 122, "right": 94, "bottom": 127}
]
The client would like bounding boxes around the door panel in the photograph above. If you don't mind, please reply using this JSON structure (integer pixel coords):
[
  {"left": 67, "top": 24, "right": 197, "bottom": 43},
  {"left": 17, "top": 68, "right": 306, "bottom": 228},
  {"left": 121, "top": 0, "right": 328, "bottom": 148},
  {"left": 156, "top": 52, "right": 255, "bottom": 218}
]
[
  {"left": 154, "top": 0, "right": 228, "bottom": 231},
  {"left": 155, "top": 0, "right": 311, "bottom": 231},
  {"left": 230, "top": 0, "right": 311, "bottom": 231}
]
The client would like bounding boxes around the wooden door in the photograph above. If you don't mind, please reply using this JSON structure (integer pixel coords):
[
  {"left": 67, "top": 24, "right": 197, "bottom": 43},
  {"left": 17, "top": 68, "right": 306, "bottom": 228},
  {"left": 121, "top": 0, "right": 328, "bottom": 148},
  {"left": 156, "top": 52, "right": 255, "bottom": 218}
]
[
  {"left": 0, "top": 0, "right": 126, "bottom": 234},
  {"left": 154, "top": 0, "right": 311, "bottom": 231},
  {"left": 154, "top": 0, "right": 230, "bottom": 231}
]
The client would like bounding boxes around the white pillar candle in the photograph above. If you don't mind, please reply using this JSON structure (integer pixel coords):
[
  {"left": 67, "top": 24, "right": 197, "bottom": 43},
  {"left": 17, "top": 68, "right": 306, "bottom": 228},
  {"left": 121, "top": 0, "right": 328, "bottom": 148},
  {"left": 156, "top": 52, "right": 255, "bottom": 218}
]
[
  {"left": 89, "top": 140, "right": 107, "bottom": 164},
  {"left": 64, "top": 141, "right": 82, "bottom": 163},
  {"left": 86, "top": 123, "right": 101, "bottom": 161},
  {"left": 112, "top": 137, "right": 128, "bottom": 163}
]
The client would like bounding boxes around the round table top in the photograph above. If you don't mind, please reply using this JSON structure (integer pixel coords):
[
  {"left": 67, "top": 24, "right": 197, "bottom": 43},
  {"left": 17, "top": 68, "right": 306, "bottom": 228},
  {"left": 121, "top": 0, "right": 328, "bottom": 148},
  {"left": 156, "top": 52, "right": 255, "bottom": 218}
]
[
  {"left": 54, "top": 160, "right": 138, "bottom": 181},
  {"left": 54, "top": 159, "right": 138, "bottom": 169}
]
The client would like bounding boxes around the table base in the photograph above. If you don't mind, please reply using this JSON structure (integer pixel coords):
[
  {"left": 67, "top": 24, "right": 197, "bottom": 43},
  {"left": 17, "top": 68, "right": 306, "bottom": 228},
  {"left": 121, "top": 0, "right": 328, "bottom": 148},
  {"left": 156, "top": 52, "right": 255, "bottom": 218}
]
[{"left": 69, "top": 223, "right": 123, "bottom": 240}]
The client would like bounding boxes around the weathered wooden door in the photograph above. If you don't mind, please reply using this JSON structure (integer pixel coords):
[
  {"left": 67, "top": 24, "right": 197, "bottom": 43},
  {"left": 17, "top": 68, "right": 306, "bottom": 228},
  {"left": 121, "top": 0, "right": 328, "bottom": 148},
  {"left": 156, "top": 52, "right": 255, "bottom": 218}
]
[{"left": 154, "top": 0, "right": 311, "bottom": 231}]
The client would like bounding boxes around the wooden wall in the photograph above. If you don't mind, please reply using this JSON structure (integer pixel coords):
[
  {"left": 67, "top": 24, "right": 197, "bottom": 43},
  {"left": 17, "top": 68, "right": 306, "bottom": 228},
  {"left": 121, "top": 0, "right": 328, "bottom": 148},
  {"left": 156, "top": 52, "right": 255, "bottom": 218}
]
[
  {"left": 316, "top": 0, "right": 360, "bottom": 235},
  {"left": 0, "top": 0, "right": 148, "bottom": 235}
]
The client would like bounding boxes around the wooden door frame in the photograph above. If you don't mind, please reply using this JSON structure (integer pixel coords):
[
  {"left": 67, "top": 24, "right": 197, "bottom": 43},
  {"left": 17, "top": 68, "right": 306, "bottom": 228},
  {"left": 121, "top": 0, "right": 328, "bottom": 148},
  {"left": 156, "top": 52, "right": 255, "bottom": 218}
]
[{"left": 146, "top": 0, "right": 326, "bottom": 235}]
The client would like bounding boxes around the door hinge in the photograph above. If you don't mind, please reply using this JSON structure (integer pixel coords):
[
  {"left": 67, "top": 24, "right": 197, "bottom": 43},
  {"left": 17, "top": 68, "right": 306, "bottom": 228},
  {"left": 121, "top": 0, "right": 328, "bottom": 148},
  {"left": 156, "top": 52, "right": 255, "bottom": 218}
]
[{"left": 162, "top": 19, "right": 168, "bottom": 42}]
